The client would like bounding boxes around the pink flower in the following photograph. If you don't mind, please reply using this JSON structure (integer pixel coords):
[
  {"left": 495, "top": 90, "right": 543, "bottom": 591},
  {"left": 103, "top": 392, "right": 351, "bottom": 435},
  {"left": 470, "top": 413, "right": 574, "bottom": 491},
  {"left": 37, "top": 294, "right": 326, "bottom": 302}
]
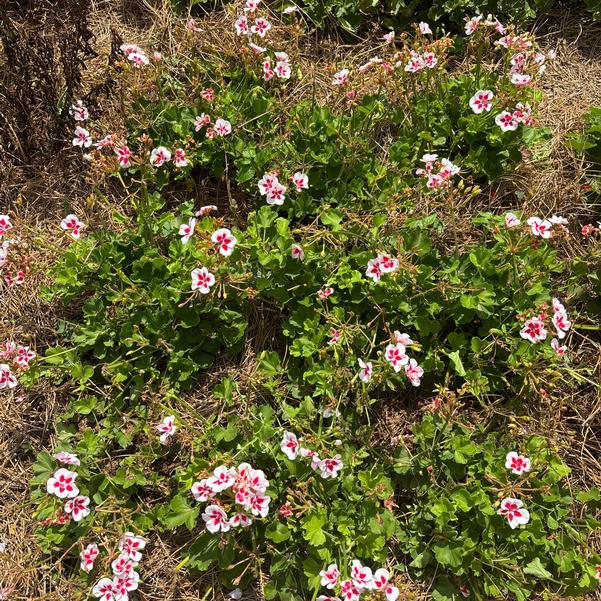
[
  {"left": 191, "top": 267, "right": 216, "bottom": 294},
  {"left": 423, "top": 52, "right": 437, "bottom": 68},
  {"left": 419, "top": 21, "right": 432, "bottom": 34},
  {"left": 235, "top": 15, "right": 249, "bottom": 35},
  {"left": 505, "top": 212, "right": 521, "bottom": 228},
  {"left": 80, "top": 543, "right": 99, "bottom": 573},
  {"left": 96, "top": 134, "right": 115, "bottom": 149},
  {"left": 46, "top": 468, "right": 79, "bottom": 499},
  {"left": 201, "top": 88, "right": 215, "bottom": 101},
  {"left": 179, "top": 217, "right": 196, "bottom": 244},
  {"left": 194, "top": 113, "right": 211, "bottom": 131},
  {"left": 317, "top": 455, "right": 343, "bottom": 479},
  {"left": 351, "top": 559, "right": 373, "bottom": 589},
  {"left": 551, "top": 338, "right": 567, "bottom": 356},
  {"left": 196, "top": 205, "right": 217, "bottom": 217},
  {"left": 332, "top": 69, "right": 349, "bottom": 85},
  {"left": 291, "top": 172, "right": 309, "bottom": 191},
  {"left": 469, "top": 90, "right": 494, "bottom": 114},
  {"left": 510, "top": 72, "right": 531, "bottom": 86},
  {"left": 153, "top": 51, "right": 162, "bottom": 62},
  {"left": 208, "top": 465, "right": 235, "bottom": 492},
  {"left": 495, "top": 111, "right": 518, "bottom": 132},
  {"left": 173, "top": 148, "right": 188, "bottom": 167},
  {"left": 465, "top": 15, "right": 482, "bottom": 35},
  {"left": 505, "top": 451, "right": 531, "bottom": 475},
  {"left": 497, "top": 497, "right": 530, "bottom": 529},
  {"left": 0, "top": 215, "right": 13, "bottom": 237},
  {"left": 581, "top": 223, "right": 598, "bottom": 236},
  {"left": 551, "top": 299, "right": 570, "bottom": 338},
  {"left": 404, "top": 358, "right": 424, "bottom": 387},
  {"left": 278, "top": 502, "right": 293, "bottom": 518},
  {"left": 385, "top": 343, "right": 408, "bottom": 372},
  {"left": 4, "top": 271, "right": 25, "bottom": 287},
  {"left": 317, "top": 286, "right": 334, "bottom": 300},
  {"left": 14, "top": 345, "right": 36, "bottom": 369},
  {"left": 64, "top": 495, "right": 91, "bottom": 522},
  {"left": 290, "top": 244, "right": 305, "bottom": 260},
  {"left": 92, "top": 578, "right": 121, "bottom": 601},
  {"left": 69, "top": 100, "right": 89, "bottom": 122},
  {"left": 191, "top": 479, "right": 214, "bottom": 502},
  {"left": 383, "top": 31, "right": 395, "bottom": 42},
  {"left": 115, "top": 145, "right": 132, "bottom": 168},
  {"left": 251, "top": 17, "right": 272, "bottom": 37},
  {"left": 186, "top": 18, "right": 203, "bottom": 32},
  {"left": 520, "top": 316, "right": 547, "bottom": 343},
  {"left": 211, "top": 228, "right": 237, "bottom": 256},
  {"left": 328, "top": 328, "right": 341, "bottom": 345},
  {"left": 526, "top": 216, "right": 552, "bottom": 238},
  {"left": 60, "top": 214, "right": 85, "bottom": 240},
  {"left": 405, "top": 52, "right": 425, "bottom": 73},
  {"left": 111, "top": 553, "right": 137, "bottom": 575},
  {"left": 0, "top": 364, "right": 17, "bottom": 389},
  {"left": 155, "top": 415, "right": 176, "bottom": 444},
  {"left": 263, "top": 58, "right": 274, "bottom": 80},
  {"left": 358, "top": 358, "right": 372, "bottom": 382},
  {"left": 393, "top": 331, "right": 414, "bottom": 345},
  {"left": 275, "top": 61, "right": 291, "bottom": 79},
  {"left": 150, "top": 146, "right": 171, "bottom": 166},
  {"left": 248, "top": 42, "right": 266, "bottom": 54},
  {"left": 53, "top": 451, "right": 80, "bottom": 466},
  {"left": 245, "top": 0, "right": 260, "bottom": 11},
  {"left": 281, "top": 432, "right": 299, "bottom": 460},
  {"left": 118, "top": 532, "right": 146, "bottom": 562},
  {"left": 283, "top": 5, "right": 298, "bottom": 13},
  {"left": 459, "top": 584, "right": 470, "bottom": 598},
  {"left": 214, "top": 119, "right": 232, "bottom": 136},
  {"left": 72, "top": 126, "right": 92, "bottom": 148},
  {"left": 319, "top": 563, "right": 340, "bottom": 589}
]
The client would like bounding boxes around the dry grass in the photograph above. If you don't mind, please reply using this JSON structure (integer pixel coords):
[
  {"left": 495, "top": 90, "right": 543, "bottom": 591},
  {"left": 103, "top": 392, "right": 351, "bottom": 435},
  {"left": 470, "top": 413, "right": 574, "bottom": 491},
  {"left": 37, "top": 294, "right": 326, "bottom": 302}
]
[{"left": 1, "top": 3, "right": 601, "bottom": 600}]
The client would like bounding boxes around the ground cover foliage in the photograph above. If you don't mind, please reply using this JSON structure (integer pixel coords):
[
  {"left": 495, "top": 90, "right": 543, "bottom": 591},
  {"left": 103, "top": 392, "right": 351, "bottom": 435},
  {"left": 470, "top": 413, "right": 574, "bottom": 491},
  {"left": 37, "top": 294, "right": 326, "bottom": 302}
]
[{"left": 1, "top": 1, "right": 601, "bottom": 601}]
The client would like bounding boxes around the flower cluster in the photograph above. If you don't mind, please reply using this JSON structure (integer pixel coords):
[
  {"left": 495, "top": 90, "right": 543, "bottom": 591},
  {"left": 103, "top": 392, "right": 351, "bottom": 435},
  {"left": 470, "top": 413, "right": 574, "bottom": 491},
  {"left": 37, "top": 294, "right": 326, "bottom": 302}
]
[
  {"left": 263, "top": 51, "right": 292, "bottom": 80},
  {"left": 495, "top": 102, "right": 533, "bottom": 132},
  {"left": 365, "top": 253, "right": 399, "bottom": 282},
  {"left": 46, "top": 454, "right": 91, "bottom": 523},
  {"left": 258, "top": 172, "right": 287, "bottom": 205},
  {"left": 317, "top": 560, "right": 399, "bottom": 601},
  {"left": 519, "top": 297, "right": 570, "bottom": 356},
  {"left": 1, "top": 214, "right": 28, "bottom": 288},
  {"left": 415, "top": 154, "right": 460, "bottom": 189},
  {"left": 404, "top": 49, "right": 438, "bottom": 72},
  {"left": 280, "top": 432, "right": 344, "bottom": 479},
  {"left": 92, "top": 532, "right": 146, "bottom": 601},
  {"left": 60, "top": 214, "right": 86, "bottom": 240},
  {"left": 0, "top": 341, "right": 35, "bottom": 390},
  {"left": 120, "top": 43, "right": 150, "bottom": 67},
  {"left": 191, "top": 463, "right": 271, "bottom": 533}
]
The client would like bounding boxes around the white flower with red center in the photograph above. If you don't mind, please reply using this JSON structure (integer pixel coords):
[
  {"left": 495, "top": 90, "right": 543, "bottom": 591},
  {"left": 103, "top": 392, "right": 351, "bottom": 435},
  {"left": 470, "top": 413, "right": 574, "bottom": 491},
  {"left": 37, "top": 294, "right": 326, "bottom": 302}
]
[
  {"left": 328, "top": 328, "right": 341, "bottom": 345},
  {"left": 419, "top": 21, "right": 432, "bottom": 34},
  {"left": 114, "top": 571, "right": 139, "bottom": 596},
  {"left": 4, "top": 271, "right": 25, "bottom": 287},
  {"left": 340, "top": 580, "right": 361, "bottom": 601},
  {"left": 208, "top": 465, "right": 235, "bottom": 492},
  {"left": 595, "top": 564, "right": 601, "bottom": 581},
  {"left": 266, "top": 182, "right": 287, "bottom": 205},
  {"left": 173, "top": 148, "right": 188, "bottom": 167},
  {"left": 551, "top": 299, "right": 570, "bottom": 338},
  {"left": 211, "top": 228, "right": 237, "bottom": 256},
  {"left": 235, "top": 15, "right": 249, "bottom": 35},
  {"left": 281, "top": 431, "right": 299, "bottom": 460},
  {"left": 439, "top": 158, "right": 460, "bottom": 179},
  {"left": 119, "top": 532, "right": 146, "bottom": 563},
  {"left": 111, "top": 553, "right": 136, "bottom": 576},
  {"left": 46, "top": 468, "right": 79, "bottom": 499},
  {"left": 64, "top": 495, "right": 91, "bottom": 522},
  {"left": 318, "top": 455, "right": 343, "bottom": 479},
  {"left": 194, "top": 113, "right": 211, "bottom": 131},
  {"left": 513, "top": 102, "right": 533, "bottom": 125},
  {"left": 332, "top": 69, "right": 350, "bottom": 85},
  {"left": 229, "top": 513, "right": 253, "bottom": 528},
  {"left": 358, "top": 358, "right": 372, "bottom": 383},
  {"left": 405, "top": 52, "right": 425, "bottom": 73},
  {"left": 53, "top": 451, "right": 80, "bottom": 466},
  {"left": 208, "top": 128, "right": 218, "bottom": 138},
  {"left": 247, "top": 468, "right": 268, "bottom": 492},
  {"left": 196, "top": 205, "right": 218, "bottom": 217},
  {"left": 0, "top": 215, "right": 12, "bottom": 237},
  {"left": 248, "top": 493, "right": 271, "bottom": 517},
  {"left": 385, "top": 585, "right": 400, "bottom": 601},
  {"left": 73, "top": 126, "right": 92, "bottom": 148},
  {"left": 497, "top": 497, "right": 530, "bottom": 529},
  {"left": 120, "top": 43, "right": 143, "bottom": 56},
  {"left": 214, "top": 119, "right": 232, "bottom": 136},
  {"left": 459, "top": 585, "right": 470, "bottom": 598},
  {"left": 115, "top": 145, "right": 132, "bottom": 168},
  {"left": 263, "top": 58, "right": 275, "bottom": 80},
  {"left": 275, "top": 61, "right": 291, "bottom": 79},
  {"left": 469, "top": 90, "right": 494, "bottom": 114},
  {"left": 426, "top": 172, "right": 443, "bottom": 189},
  {"left": 191, "top": 267, "right": 216, "bottom": 294},
  {"left": 350, "top": 559, "right": 373, "bottom": 589},
  {"left": 60, "top": 214, "right": 85, "bottom": 240},
  {"left": 526, "top": 216, "right": 552, "bottom": 238},
  {"left": 283, "top": 5, "right": 298, "bottom": 13},
  {"left": 378, "top": 253, "right": 399, "bottom": 273},
  {"left": 423, "top": 52, "right": 437, "bottom": 68},
  {"left": 128, "top": 51, "right": 150, "bottom": 67},
  {"left": 465, "top": 15, "right": 482, "bottom": 35},
  {"left": 80, "top": 543, "right": 99, "bottom": 573},
  {"left": 0, "top": 364, "right": 17, "bottom": 389},
  {"left": 258, "top": 173, "right": 279, "bottom": 195},
  {"left": 318, "top": 287, "right": 334, "bottom": 300},
  {"left": 291, "top": 172, "right": 308, "bottom": 191},
  {"left": 551, "top": 338, "right": 567, "bottom": 356},
  {"left": 155, "top": 415, "right": 176, "bottom": 444},
  {"left": 393, "top": 331, "right": 414, "bottom": 345},
  {"left": 319, "top": 563, "right": 340, "bottom": 589},
  {"left": 14, "top": 345, "right": 35, "bottom": 369},
  {"left": 201, "top": 88, "right": 215, "bottom": 101},
  {"left": 511, "top": 72, "right": 531, "bottom": 86},
  {"left": 290, "top": 244, "right": 305, "bottom": 261},
  {"left": 520, "top": 316, "right": 547, "bottom": 343},
  {"left": 92, "top": 578, "right": 121, "bottom": 601},
  {"left": 178, "top": 217, "right": 196, "bottom": 245},
  {"left": 505, "top": 212, "right": 521, "bottom": 228},
  {"left": 383, "top": 31, "right": 395, "bottom": 42},
  {"left": 0, "top": 341, "right": 16, "bottom": 359},
  {"left": 150, "top": 146, "right": 171, "bottom": 166},
  {"left": 202, "top": 504, "right": 230, "bottom": 533},
  {"left": 251, "top": 17, "right": 271, "bottom": 37},
  {"left": 370, "top": 567, "right": 390, "bottom": 590},
  {"left": 245, "top": 0, "right": 260, "bottom": 11},
  {"left": 96, "top": 134, "right": 114, "bottom": 149},
  {"left": 505, "top": 451, "right": 531, "bottom": 475},
  {"left": 191, "top": 479, "right": 214, "bottom": 502},
  {"left": 495, "top": 111, "right": 519, "bottom": 132},
  {"left": 405, "top": 358, "right": 424, "bottom": 387},
  {"left": 69, "top": 100, "right": 89, "bottom": 122},
  {"left": 366, "top": 257, "right": 383, "bottom": 282},
  {"left": 248, "top": 42, "right": 266, "bottom": 54},
  {"left": 385, "top": 343, "right": 409, "bottom": 372}
]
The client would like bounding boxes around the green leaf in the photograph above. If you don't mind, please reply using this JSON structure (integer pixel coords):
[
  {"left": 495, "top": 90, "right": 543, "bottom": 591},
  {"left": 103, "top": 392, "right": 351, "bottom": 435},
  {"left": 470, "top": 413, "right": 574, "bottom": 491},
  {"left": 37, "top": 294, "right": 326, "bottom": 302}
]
[
  {"left": 433, "top": 543, "right": 463, "bottom": 568},
  {"left": 523, "top": 558, "right": 552, "bottom": 579},
  {"left": 161, "top": 495, "right": 200, "bottom": 530},
  {"left": 446, "top": 351, "right": 466, "bottom": 377}
]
